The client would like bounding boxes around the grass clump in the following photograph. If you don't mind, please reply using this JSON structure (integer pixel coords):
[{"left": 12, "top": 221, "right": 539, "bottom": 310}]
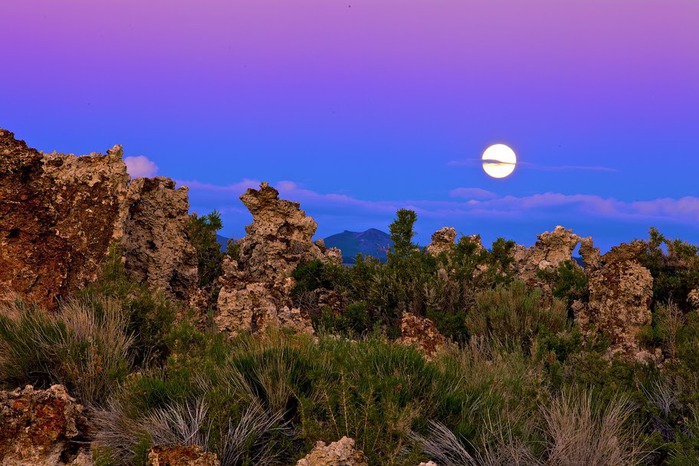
[{"left": 0, "top": 294, "right": 132, "bottom": 406}]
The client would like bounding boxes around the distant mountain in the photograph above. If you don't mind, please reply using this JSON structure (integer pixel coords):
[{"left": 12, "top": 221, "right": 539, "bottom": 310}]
[
  {"left": 324, "top": 228, "right": 393, "bottom": 264},
  {"left": 216, "top": 234, "right": 229, "bottom": 252}
]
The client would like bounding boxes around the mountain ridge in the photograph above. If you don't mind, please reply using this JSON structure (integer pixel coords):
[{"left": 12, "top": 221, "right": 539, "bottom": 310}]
[{"left": 324, "top": 228, "right": 393, "bottom": 264}]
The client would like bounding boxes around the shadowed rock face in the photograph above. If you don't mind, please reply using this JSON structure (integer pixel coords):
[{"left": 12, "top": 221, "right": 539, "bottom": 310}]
[
  {"left": 1, "top": 129, "right": 129, "bottom": 310},
  {"left": 576, "top": 240, "right": 655, "bottom": 360},
  {"left": 216, "top": 183, "right": 341, "bottom": 337},
  {"left": 0, "top": 385, "right": 90, "bottom": 465},
  {"left": 0, "top": 129, "right": 198, "bottom": 309}
]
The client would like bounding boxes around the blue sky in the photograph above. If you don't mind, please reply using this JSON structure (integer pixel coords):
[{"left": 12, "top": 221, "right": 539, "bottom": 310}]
[{"left": 2, "top": 0, "right": 698, "bottom": 251}]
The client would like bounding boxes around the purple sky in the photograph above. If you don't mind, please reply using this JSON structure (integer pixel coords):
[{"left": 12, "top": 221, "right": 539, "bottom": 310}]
[{"left": 2, "top": 0, "right": 698, "bottom": 251}]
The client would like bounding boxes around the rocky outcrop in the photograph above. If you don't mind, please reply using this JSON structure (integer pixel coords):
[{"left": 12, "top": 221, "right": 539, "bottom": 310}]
[
  {"left": 426, "top": 227, "right": 457, "bottom": 256},
  {"left": 1, "top": 129, "right": 129, "bottom": 310},
  {"left": 575, "top": 241, "right": 655, "bottom": 360},
  {"left": 146, "top": 445, "right": 219, "bottom": 466},
  {"left": 0, "top": 385, "right": 90, "bottom": 465},
  {"left": 296, "top": 437, "right": 368, "bottom": 466},
  {"left": 397, "top": 312, "right": 448, "bottom": 358},
  {"left": 513, "top": 226, "right": 584, "bottom": 285},
  {"left": 216, "top": 183, "right": 341, "bottom": 337},
  {"left": 0, "top": 129, "right": 198, "bottom": 309},
  {"left": 121, "top": 177, "right": 198, "bottom": 302}
]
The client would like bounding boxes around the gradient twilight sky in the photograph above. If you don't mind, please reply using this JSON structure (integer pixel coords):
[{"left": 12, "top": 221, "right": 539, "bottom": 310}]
[{"left": 2, "top": 0, "right": 698, "bottom": 251}]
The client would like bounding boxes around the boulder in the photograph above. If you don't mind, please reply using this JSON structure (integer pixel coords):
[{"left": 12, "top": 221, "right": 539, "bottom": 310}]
[
  {"left": 0, "top": 385, "right": 90, "bottom": 465},
  {"left": 296, "top": 437, "right": 368, "bottom": 466},
  {"left": 216, "top": 183, "right": 339, "bottom": 337}
]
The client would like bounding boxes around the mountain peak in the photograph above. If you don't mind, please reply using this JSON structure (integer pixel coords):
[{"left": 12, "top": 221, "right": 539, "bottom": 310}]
[{"left": 324, "top": 228, "right": 392, "bottom": 264}]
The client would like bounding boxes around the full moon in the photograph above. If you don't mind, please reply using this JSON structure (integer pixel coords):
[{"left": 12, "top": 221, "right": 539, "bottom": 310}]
[{"left": 482, "top": 144, "right": 517, "bottom": 178}]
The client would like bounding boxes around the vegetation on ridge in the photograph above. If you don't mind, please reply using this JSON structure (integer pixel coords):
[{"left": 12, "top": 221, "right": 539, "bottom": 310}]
[{"left": 2, "top": 209, "right": 699, "bottom": 465}]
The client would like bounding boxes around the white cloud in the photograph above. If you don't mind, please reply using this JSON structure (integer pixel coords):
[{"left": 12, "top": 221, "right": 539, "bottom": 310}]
[
  {"left": 124, "top": 156, "right": 158, "bottom": 178},
  {"left": 449, "top": 187, "right": 497, "bottom": 199},
  {"left": 185, "top": 178, "right": 699, "bottom": 225}
]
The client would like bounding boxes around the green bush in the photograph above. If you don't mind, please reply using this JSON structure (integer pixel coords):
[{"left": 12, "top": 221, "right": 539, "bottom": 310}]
[
  {"left": 641, "top": 228, "right": 699, "bottom": 313},
  {"left": 466, "top": 281, "right": 569, "bottom": 353}
]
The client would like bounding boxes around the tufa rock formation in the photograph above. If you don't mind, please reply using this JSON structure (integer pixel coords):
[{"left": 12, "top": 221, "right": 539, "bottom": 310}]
[
  {"left": 575, "top": 240, "right": 655, "bottom": 360},
  {"left": 513, "top": 226, "right": 584, "bottom": 286},
  {"left": 0, "top": 129, "right": 198, "bottom": 309},
  {"left": 121, "top": 177, "right": 198, "bottom": 303},
  {"left": 146, "top": 445, "right": 219, "bottom": 466},
  {"left": 296, "top": 437, "right": 368, "bottom": 466},
  {"left": 0, "top": 385, "right": 91, "bottom": 465},
  {"left": 397, "top": 312, "right": 448, "bottom": 358},
  {"left": 426, "top": 227, "right": 457, "bottom": 256},
  {"left": 1, "top": 129, "right": 129, "bottom": 310},
  {"left": 216, "top": 183, "right": 341, "bottom": 337}
]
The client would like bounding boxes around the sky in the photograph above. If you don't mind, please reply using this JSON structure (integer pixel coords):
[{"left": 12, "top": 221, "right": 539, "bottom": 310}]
[{"left": 2, "top": 0, "right": 698, "bottom": 252}]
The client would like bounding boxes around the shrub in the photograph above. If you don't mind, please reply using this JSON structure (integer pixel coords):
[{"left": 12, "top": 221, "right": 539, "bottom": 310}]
[
  {"left": 82, "top": 244, "right": 178, "bottom": 368},
  {"left": 466, "top": 281, "right": 569, "bottom": 352},
  {"left": 641, "top": 228, "right": 699, "bottom": 313},
  {"left": 187, "top": 210, "right": 225, "bottom": 288},
  {"left": 0, "top": 295, "right": 132, "bottom": 406}
]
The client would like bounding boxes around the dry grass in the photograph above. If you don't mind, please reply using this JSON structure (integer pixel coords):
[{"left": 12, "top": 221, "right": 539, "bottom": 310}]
[
  {"left": 541, "top": 390, "right": 648, "bottom": 466},
  {"left": 141, "top": 398, "right": 210, "bottom": 447},
  {"left": 219, "top": 401, "right": 285, "bottom": 466},
  {"left": 56, "top": 296, "right": 134, "bottom": 405}
]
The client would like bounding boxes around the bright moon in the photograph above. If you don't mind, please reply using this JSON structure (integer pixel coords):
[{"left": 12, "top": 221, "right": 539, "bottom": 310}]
[{"left": 482, "top": 144, "right": 517, "bottom": 178}]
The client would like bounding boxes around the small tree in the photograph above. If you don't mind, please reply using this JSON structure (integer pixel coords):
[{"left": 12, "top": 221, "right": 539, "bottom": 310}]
[
  {"left": 187, "top": 210, "right": 224, "bottom": 288},
  {"left": 388, "top": 208, "right": 418, "bottom": 260}
]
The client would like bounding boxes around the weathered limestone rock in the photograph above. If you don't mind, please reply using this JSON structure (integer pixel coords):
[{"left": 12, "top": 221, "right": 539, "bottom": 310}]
[
  {"left": 296, "top": 437, "right": 368, "bottom": 466},
  {"left": 426, "top": 227, "right": 457, "bottom": 256},
  {"left": 397, "top": 312, "right": 448, "bottom": 358},
  {"left": 0, "top": 129, "right": 198, "bottom": 308},
  {"left": 576, "top": 241, "right": 654, "bottom": 359},
  {"left": 216, "top": 183, "right": 339, "bottom": 336},
  {"left": 513, "top": 226, "right": 584, "bottom": 285},
  {"left": 0, "top": 385, "right": 90, "bottom": 465},
  {"left": 578, "top": 236, "right": 601, "bottom": 269},
  {"left": 315, "top": 239, "right": 343, "bottom": 266},
  {"left": 146, "top": 445, "right": 219, "bottom": 466},
  {"left": 121, "top": 177, "right": 198, "bottom": 302},
  {"left": 1, "top": 129, "right": 129, "bottom": 310}
]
